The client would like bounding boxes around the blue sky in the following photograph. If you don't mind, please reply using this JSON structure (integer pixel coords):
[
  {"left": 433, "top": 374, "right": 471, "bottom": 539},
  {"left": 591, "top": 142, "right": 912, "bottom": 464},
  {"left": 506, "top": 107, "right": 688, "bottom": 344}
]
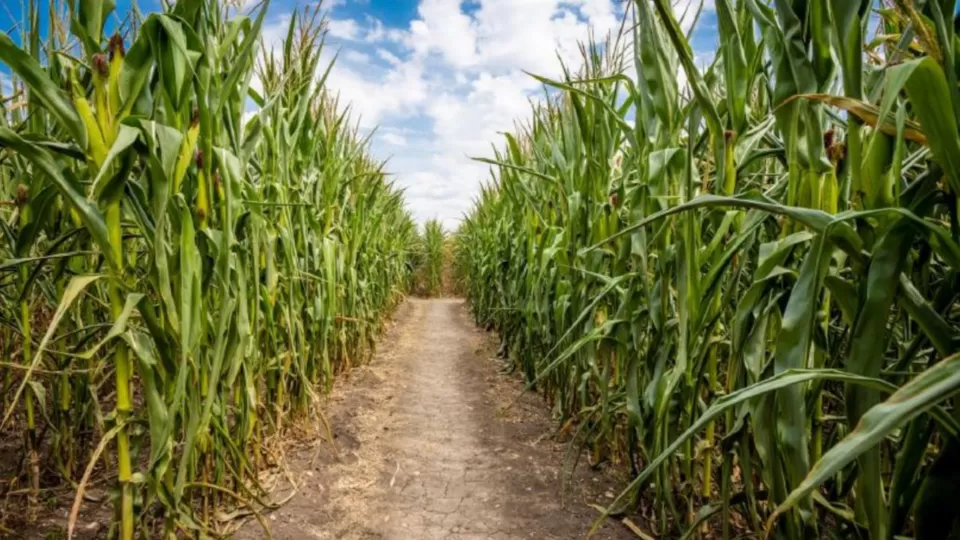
[
  {"left": 300, "top": 0, "right": 718, "bottom": 228},
  {"left": 1, "top": 0, "right": 719, "bottom": 229}
]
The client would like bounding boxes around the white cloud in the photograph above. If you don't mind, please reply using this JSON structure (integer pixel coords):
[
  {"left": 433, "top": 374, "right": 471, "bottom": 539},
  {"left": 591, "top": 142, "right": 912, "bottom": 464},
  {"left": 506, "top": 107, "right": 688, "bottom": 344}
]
[
  {"left": 258, "top": 0, "right": 714, "bottom": 229},
  {"left": 331, "top": 56, "right": 427, "bottom": 126},
  {"left": 404, "top": 0, "right": 620, "bottom": 75},
  {"left": 326, "top": 14, "right": 406, "bottom": 43},
  {"left": 363, "top": 18, "right": 406, "bottom": 43},
  {"left": 377, "top": 48, "right": 402, "bottom": 66},
  {"left": 326, "top": 18, "right": 363, "bottom": 41},
  {"left": 342, "top": 49, "right": 373, "bottom": 66},
  {"left": 379, "top": 130, "right": 408, "bottom": 147}
]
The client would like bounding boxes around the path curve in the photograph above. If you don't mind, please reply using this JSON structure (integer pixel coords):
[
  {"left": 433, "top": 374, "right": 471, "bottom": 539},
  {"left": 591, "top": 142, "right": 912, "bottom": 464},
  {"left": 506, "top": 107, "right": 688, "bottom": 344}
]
[{"left": 237, "top": 299, "right": 632, "bottom": 540}]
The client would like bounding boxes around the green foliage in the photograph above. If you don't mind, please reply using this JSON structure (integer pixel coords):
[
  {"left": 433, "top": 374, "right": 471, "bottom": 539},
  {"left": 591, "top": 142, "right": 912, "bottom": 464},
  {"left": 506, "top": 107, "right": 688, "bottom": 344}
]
[
  {"left": 412, "top": 219, "right": 446, "bottom": 297},
  {"left": 0, "top": 1, "right": 415, "bottom": 537},
  {"left": 455, "top": 2, "right": 960, "bottom": 538}
]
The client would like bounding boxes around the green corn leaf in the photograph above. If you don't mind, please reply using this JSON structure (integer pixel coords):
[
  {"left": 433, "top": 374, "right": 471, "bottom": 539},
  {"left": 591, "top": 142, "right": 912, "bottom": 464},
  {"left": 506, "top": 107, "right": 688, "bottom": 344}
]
[
  {"left": 0, "top": 127, "right": 115, "bottom": 268},
  {"left": 889, "top": 57, "right": 960, "bottom": 194},
  {"left": 770, "top": 353, "right": 960, "bottom": 532},
  {"left": 845, "top": 220, "right": 917, "bottom": 539},
  {"left": 0, "top": 274, "right": 103, "bottom": 429},
  {"left": 590, "top": 367, "right": 960, "bottom": 534},
  {"left": 0, "top": 34, "right": 88, "bottom": 148}
]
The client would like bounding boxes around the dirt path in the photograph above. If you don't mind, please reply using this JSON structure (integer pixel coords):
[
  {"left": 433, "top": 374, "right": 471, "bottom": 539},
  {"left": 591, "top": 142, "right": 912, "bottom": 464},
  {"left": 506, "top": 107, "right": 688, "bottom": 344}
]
[{"left": 237, "top": 299, "right": 632, "bottom": 540}]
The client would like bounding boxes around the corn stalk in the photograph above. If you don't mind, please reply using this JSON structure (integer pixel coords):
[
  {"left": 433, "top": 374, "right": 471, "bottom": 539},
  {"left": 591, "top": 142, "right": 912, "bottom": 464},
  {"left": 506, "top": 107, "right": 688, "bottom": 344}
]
[
  {"left": 455, "top": 1, "right": 960, "bottom": 537},
  {"left": 0, "top": 1, "right": 417, "bottom": 536}
]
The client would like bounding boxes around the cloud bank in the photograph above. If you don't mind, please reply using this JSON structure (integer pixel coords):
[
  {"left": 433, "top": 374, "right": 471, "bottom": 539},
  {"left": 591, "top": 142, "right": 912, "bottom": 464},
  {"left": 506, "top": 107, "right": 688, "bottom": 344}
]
[{"left": 261, "top": 0, "right": 716, "bottom": 230}]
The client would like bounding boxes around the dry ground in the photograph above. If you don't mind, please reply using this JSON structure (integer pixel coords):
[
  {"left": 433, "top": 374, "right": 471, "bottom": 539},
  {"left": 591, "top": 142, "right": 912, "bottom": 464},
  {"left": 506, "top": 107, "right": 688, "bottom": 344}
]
[{"left": 234, "top": 298, "right": 634, "bottom": 540}]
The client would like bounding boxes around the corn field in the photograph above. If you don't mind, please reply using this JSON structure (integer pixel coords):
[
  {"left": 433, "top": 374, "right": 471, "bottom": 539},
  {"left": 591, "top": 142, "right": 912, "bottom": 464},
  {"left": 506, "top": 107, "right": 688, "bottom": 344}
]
[
  {"left": 455, "top": 0, "right": 960, "bottom": 538},
  {"left": 411, "top": 219, "right": 446, "bottom": 297},
  {"left": 0, "top": 0, "right": 417, "bottom": 537}
]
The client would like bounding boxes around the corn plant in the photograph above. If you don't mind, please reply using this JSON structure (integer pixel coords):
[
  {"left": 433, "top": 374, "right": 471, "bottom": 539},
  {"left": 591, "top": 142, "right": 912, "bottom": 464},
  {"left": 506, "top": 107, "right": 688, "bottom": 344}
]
[
  {"left": 456, "top": 1, "right": 960, "bottom": 537},
  {"left": 0, "top": 0, "right": 415, "bottom": 537},
  {"left": 412, "top": 219, "right": 446, "bottom": 296}
]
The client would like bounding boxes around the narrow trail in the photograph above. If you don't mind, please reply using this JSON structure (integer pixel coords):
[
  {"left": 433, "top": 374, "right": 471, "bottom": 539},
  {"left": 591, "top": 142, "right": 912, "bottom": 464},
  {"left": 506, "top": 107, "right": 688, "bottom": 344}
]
[{"left": 238, "top": 299, "right": 632, "bottom": 540}]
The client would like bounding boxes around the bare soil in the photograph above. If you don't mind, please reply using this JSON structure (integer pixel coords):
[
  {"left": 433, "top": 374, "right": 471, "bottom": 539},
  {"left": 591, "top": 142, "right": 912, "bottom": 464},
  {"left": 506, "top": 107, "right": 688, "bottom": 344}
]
[{"left": 235, "top": 298, "right": 634, "bottom": 540}]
